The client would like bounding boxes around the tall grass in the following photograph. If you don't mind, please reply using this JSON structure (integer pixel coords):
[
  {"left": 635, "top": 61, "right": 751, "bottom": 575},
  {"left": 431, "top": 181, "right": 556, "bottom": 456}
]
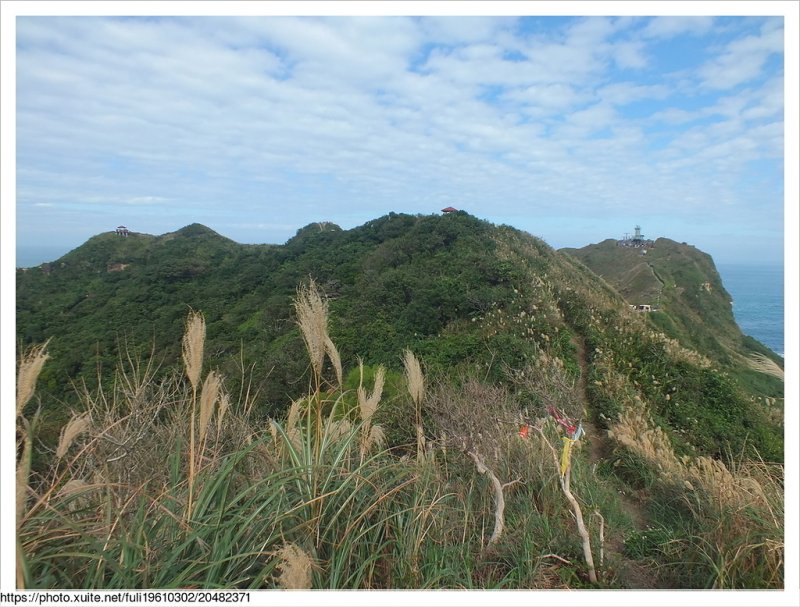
[
  {"left": 17, "top": 283, "right": 448, "bottom": 589},
  {"left": 747, "top": 353, "right": 784, "bottom": 380},
  {"left": 610, "top": 401, "right": 783, "bottom": 588},
  {"left": 182, "top": 309, "right": 205, "bottom": 519},
  {"left": 16, "top": 279, "right": 782, "bottom": 590},
  {"left": 16, "top": 341, "right": 50, "bottom": 588},
  {"left": 13, "top": 337, "right": 630, "bottom": 588}
]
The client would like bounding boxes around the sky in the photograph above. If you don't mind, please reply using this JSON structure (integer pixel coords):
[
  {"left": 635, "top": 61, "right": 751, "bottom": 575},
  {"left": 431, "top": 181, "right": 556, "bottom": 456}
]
[{"left": 7, "top": 7, "right": 794, "bottom": 267}]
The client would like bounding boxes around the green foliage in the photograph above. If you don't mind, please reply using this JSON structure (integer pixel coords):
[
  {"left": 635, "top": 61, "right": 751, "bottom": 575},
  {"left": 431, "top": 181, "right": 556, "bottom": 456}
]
[
  {"left": 18, "top": 211, "right": 783, "bottom": 471},
  {"left": 562, "top": 238, "right": 783, "bottom": 401},
  {"left": 17, "top": 213, "right": 543, "bottom": 421},
  {"left": 624, "top": 526, "right": 678, "bottom": 561},
  {"left": 17, "top": 257, "right": 784, "bottom": 590},
  {"left": 17, "top": 213, "right": 784, "bottom": 590}
]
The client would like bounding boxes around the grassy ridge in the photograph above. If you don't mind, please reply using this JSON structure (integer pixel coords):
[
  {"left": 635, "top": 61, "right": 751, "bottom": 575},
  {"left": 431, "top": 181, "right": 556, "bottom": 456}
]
[
  {"left": 16, "top": 282, "right": 783, "bottom": 589},
  {"left": 561, "top": 238, "right": 784, "bottom": 378},
  {"left": 16, "top": 213, "right": 784, "bottom": 588}
]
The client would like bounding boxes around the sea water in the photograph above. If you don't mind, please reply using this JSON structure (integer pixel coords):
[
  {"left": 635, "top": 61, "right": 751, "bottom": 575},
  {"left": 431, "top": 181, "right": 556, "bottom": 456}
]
[
  {"left": 717, "top": 264, "right": 784, "bottom": 357},
  {"left": 16, "top": 245, "right": 73, "bottom": 268}
]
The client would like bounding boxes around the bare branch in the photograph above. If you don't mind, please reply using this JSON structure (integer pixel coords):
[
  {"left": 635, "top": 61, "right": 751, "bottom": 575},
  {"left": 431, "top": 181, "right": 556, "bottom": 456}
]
[
  {"left": 466, "top": 450, "right": 506, "bottom": 547},
  {"left": 595, "top": 510, "right": 605, "bottom": 570},
  {"left": 540, "top": 553, "right": 572, "bottom": 565}
]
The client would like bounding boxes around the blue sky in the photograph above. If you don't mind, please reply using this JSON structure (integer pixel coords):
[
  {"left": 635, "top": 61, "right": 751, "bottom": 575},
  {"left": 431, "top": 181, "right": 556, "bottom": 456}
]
[{"left": 7, "top": 10, "right": 792, "bottom": 266}]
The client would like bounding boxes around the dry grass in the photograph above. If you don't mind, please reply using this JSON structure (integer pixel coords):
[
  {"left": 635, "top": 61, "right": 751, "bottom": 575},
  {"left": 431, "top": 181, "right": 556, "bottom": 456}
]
[
  {"left": 747, "top": 353, "right": 784, "bottom": 380},
  {"left": 686, "top": 455, "right": 780, "bottom": 526},
  {"left": 17, "top": 340, "right": 50, "bottom": 416},
  {"left": 325, "top": 336, "right": 343, "bottom": 389},
  {"left": 358, "top": 363, "right": 386, "bottom": 457},
  {"left": 358, "top": 362, "right": 385, "bottom": 425},
  {"left": 325, "top": 418, "right": 353, "bottom": 443},
  {"left": 198, "top": 371, "right": 222, "bottom": 447},
  {"left": 403, "top": 350, "right": 426, "bottom": 459},
  {"left": 610, "top": 402, "right": 780, "bottom": 521},
  {"left": 284, "top": 398, "right": 304, "bottom": 451},
  {"left": 403, "top": 349, "right": 425, "bottom": 408},
  {"left": 609, "top": 404, "right": 682, "bottom": 478},
  {"left": 16, "top": 341, "right": 51, "bottom": 545},
  {"left": 610, "top": 398, "right": 783, "bottom": 587},
  {"left": 182, "top": 310, "right": 206, "bottom": 519},
  {"left": 683, "top": 455, "right": 784, "bottom": 588},
  {"left": 56, "top": 413, "right": 92, "bottom": 460},
  {"left": 295, "top": 280, "right": 329, "bottom": 382},
  {"left": 182, "top": 311, "right": 205, "bottom": 392},
  {"left": 275, "top": 543, "right": 314, "bottom": 589},
  {"left": 17, "top": 418, "right": 34, "bottom": 531},
  {"left": 363, "top": 425, "right": 385, "bottom": 456},
  {"left": 648, "top": 331, "right": 712, "bottom": 369},
  {"left": 216, "top": 391, "right": 231, "bottom": 436}
]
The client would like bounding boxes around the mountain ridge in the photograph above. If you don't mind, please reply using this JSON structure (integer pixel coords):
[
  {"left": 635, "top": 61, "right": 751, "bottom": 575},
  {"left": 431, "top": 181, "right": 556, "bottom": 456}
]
[
  {"left": 17, "top": 212, "right": 783, "bottom": 462},
  {"left": 560, "top": 236, "right": 781, "bottom": 370}
]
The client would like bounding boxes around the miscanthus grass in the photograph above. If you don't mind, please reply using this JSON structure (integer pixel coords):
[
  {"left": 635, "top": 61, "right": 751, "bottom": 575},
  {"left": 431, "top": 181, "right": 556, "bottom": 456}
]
[
  {"left": 15, "top": 278, "right": 783, "bottom": 590},
  {"left": 16, "top": 341, "right": 50, "bottom": 588},
  {"left": 747, "top": 353, "right": 784, "bottom": 380},
  {"left": 403, "top": 349, "right": 426, "bottom": 461},
  {"left": 610, "top": 400, "right": 783, "bottom": 588},
  {"left": 17, "top": 285, "right": 448, "bottom": 590},
  {"left": 182, "top": 310, "right": 205, "bottom": 519},
  {"left": 274, "top": 543, "right": 314, "bottom": 589},
  {"left": 55, "top": 413, "right": 92, "bottom": 460}
]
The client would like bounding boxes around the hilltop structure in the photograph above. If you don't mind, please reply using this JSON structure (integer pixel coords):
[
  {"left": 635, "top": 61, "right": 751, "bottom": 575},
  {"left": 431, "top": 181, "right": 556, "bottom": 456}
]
[
  {"left": 115, "top": 226, "right": 130, "bottom": 236},
  {"left": 617, "top": 225, "right": 654, "bottom": 250}
]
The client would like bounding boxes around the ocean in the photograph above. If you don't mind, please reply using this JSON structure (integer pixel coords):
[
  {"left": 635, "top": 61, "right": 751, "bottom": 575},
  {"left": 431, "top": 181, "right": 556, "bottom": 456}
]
[
  {"left": 717, "top": 264, "right": 784, "bottom": 357},
  {"left": 16, "top": 245, "right": 73, "bottom": 269}
]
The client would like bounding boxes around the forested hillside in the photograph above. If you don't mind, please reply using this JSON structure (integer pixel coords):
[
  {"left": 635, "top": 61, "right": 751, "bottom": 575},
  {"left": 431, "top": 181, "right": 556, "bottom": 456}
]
[
  {"left": 16, "top": 212, "right": 784, "bottom": 589},
  {"left": 18, "top": 214, "right": 572, "bottom": 412}
]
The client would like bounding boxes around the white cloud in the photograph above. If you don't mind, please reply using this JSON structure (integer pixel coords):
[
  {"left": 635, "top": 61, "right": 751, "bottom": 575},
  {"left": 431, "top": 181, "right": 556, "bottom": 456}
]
[
  {"left": 698, "top": 19, "right": 783, "bottom": 90},
  {"left": 642, "top": 16, "right": 715, "bottom": 39},
  {"left": 505, "top": 83, "right": 585, "bottom": 111},
  {"left": 596, "top": 82, "right": 669, "bottom": 105},
  {"left": 648, "top": 107, "right": 699, "bottom": 125},
  {"left": 419, "top": 16, "right": 516, "bottom": 45},
  {"left": 12, "top": 16, "right": 785, "bottom": 264},
  {"left": 613, "top": 40, "right": 648, "bottom": 69}
]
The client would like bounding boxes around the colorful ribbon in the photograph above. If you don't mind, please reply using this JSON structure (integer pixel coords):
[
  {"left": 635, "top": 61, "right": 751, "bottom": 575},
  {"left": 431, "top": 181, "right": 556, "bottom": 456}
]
[
  {"left": 547, "top": 405, "right": 577, "bottom": 436},
  {"left": 560, "top": 437, "right": 574, "bottom": 477}
]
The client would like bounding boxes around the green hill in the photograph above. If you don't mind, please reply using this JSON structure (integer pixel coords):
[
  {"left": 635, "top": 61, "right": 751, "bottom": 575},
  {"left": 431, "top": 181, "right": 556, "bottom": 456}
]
[
  {"left": 15, "top": 212, "right": 785, "bottom": 589},
  {"left": 18, "top": 214, "right": 574, "bottom": 409},
  {"left": 561, "top": 238, "right": 783, "bottom": 399},
  {"left": 18, "top": 212, "right": 782, "bottom": 460}
]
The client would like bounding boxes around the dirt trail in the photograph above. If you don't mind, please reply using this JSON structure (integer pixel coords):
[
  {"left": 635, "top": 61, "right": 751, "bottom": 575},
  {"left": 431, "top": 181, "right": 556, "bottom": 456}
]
[{"left": 571, "top": 336, "right": 655, "bottom": 588}]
